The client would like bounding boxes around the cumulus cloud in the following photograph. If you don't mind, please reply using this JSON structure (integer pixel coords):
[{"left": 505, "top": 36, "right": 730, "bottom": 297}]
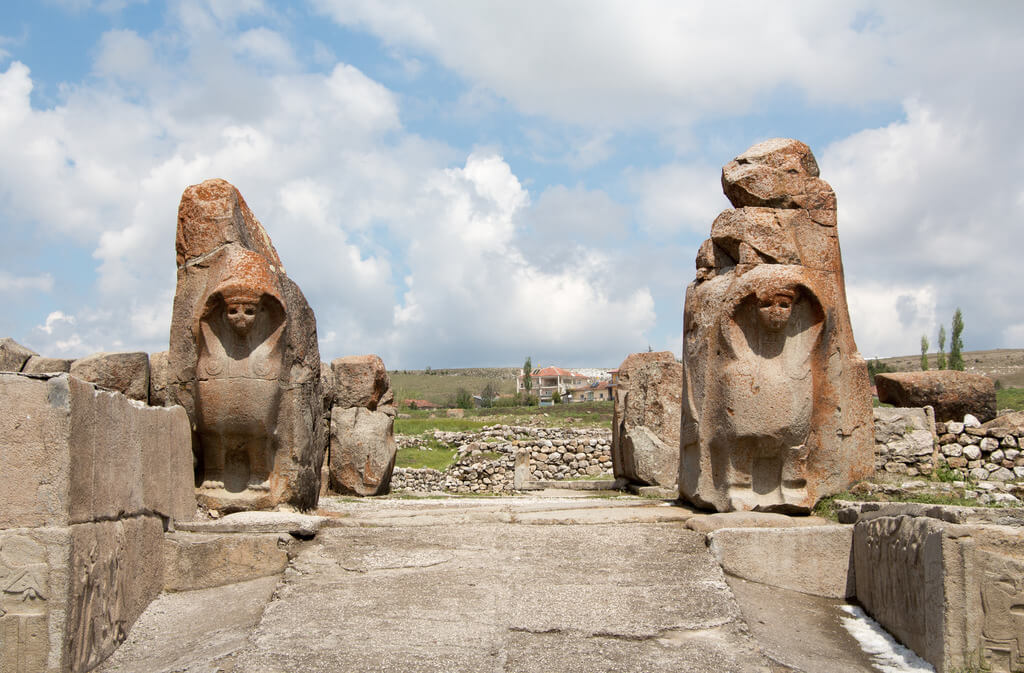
[
  {"left": 823, "top": 99, "right": 1024, "bottom": 356},
  {"left": 312, "top": 2, "right": 1024, "bottom": 131},
  {"left": 629, "top": 162, "right": 726, "bottom": 236},
  {"left": 384, "top": 153, "right": 656, "bottom": 367}
]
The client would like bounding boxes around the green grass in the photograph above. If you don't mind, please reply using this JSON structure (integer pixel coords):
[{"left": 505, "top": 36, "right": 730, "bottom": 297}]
[
  {"left": 394, "top": 446, "right": 458, "bottom": 471},
  {"left": 394, "top": 417, "right": 491, "bottom": 434},
  {"left": 813, "top": 489, "right": 993, "bottom": 520},
  {"left": 997, "top": 387, "right": 1024, "bottom": 411},
  {"left": 390, "top": 370, "right": 516, "bottom": 408}
]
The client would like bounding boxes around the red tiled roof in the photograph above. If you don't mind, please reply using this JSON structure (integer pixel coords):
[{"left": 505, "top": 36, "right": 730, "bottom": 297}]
[{"left": 403, "top": 398, "right": 440, "bottom": 409}]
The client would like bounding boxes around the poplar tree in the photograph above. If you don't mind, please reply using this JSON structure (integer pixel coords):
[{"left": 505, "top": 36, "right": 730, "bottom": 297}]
[
  {"left": 949, "top": 309, "right": 965, "bottom": 371},
  {"left": 936, "top": 325, "right": 947, "bottom": 370},
  {"left": 920, "top": 335, "right": 929, "bottom": 371}
]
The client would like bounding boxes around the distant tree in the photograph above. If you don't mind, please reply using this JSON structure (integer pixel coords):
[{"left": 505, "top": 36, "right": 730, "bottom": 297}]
[
  {"left": 425, "top": 366, "right": 432, "bottom": 375},
  {"left": 867, "top": 358, "right": 894, "bottom": 385},
  {"left": 479, "top": 382, "right": 498, "bottom": 408},
  {"left": 551, "top": 390, "right": 562, "bottom": 404},
  {"left": 455, "top": 388, "right": 473, "bottom": 410},
  {"left": 949, "top": 308, "right": 965, "bottom": 371},
  {"left": 920, "top": 334, "right": 929, "bottom": 371},
  {"left": 936, "top": 325, "right": 947, "bottom": 370},
  {"left": 409, "top": 400, "right": 418, "bottom": 410},
  {"left": 647, "top": 344, "right": 653, "bottom": 353},
  {"left": 523, "top": 356, "right": 533, "bottom": 396}
]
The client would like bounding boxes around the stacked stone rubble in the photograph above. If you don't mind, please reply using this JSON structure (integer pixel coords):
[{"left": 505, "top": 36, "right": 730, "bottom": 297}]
[
  {"left": 390, "top": 426, "right": 613, "bottom": 494},
  {"left": 873, "top": 406, "right": 938, "bottom": 477},
  {"left": 936, "top": 416, "right": 1024, "bottom": 482}
]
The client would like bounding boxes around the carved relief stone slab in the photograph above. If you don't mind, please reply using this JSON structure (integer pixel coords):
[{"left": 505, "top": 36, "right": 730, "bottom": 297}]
[
  {"left": 681, "top": 139, "right": 873, "bottom": 512},
  {"left": 854, "top": 512, "right": 1024, "bottom": 672},
  {"left": 166, "top": 179, "right": 325, "bottom": 512}
]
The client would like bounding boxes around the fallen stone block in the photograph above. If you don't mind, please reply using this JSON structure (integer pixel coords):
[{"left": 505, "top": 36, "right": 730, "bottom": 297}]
[
  {"left": 163, "top": 532, "right": 289, "bottom": 592},
  {"left": 175, "top": 511, "right": 326, "bottom": 537},
  {"left": 70, "top": 351, "right": 150, "bottom": 402},
  {"left": 0, "top": 337, "right": 37, "bottom": 372},
  {"left": 708, "top": 525, "right": 854, "bottom": 598},
  {"left": 875, "top": 370, "right": 997, "bottom": 423}
]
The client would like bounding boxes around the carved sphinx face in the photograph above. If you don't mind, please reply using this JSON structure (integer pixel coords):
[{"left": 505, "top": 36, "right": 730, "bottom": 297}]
[
  {"left": 225, "top": 300, "right": 258, "bottom": 337},
  {"left": 757, "top": 290, "right": 796, "bottom": 333}
]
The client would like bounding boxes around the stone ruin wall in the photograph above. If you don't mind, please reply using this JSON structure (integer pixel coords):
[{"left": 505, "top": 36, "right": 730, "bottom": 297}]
[
  {"left": 391, "top": 425, "right": 613, "bottom": 494},
  {"left": 874, "top": 407, "right": 1024, "bottom": 484},
  {"left": 0, "top": 373, "right": 194, "bottom": 673}
]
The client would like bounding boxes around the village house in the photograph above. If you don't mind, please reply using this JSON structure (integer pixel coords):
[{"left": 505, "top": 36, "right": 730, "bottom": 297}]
[
  {"left": 517, "top": 366, "right": 600, "bottom": 405},
  {"left": 568, "top": 379, "right": 614, "bottom": 403}
]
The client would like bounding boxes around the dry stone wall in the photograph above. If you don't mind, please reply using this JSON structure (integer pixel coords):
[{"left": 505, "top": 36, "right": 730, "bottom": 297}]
[
  {"left": 392, "top": 425, "right": 613, "bottom": 493},
  {"left": 936, "top": 417, "right": 1024, "bottom": 483},
  {"left": 874, "top": 407, "right": 1024, "bottom": 484}
]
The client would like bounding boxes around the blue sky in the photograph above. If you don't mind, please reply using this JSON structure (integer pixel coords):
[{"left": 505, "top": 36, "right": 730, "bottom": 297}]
[{"left": 1, "top": 1, "right": 1022, "bottom": 369}]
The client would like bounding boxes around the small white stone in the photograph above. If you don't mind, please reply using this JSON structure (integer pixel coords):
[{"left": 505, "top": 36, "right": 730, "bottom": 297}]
[
  {"left": 963, "top": 414, "right": 981, "bottom": 428},
  {"left": 946, "top": 421, "right": 965, "bottom": 434},
  {"left": 964, "top": 445, "right": 982, "bottom": 460}
]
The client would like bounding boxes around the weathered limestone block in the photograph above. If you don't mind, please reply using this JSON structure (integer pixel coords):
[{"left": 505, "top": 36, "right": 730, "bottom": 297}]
[
  {"left": 162, "top": 532, "right": 288, "bottom": 592},
  {"left": 22, "top": 356, "right": 74, "bottom": 374},
  {"left": 331, "top": 354, "right": 393, "bottom": 410},
  {"left": 611, "top": 351, "right": 682, "bottom": 488},
  {"left": 709, "top": 525, "right": 854, "bottom": 599},
  {"left": 0, "top": 373, "right": 194, "bottom": 529},
  {"left": 69, "top": 351, "right": 150, "bottom": 402},
  {"left": 0, "top": 373, "right": 190, "bottom": 672},
  {"left": 330, "top": 407, "right": 397, "bottom": 496},
  {"left": 854, "top": 512, "right": 1024, "bottom": 672},
  {"left": 328, "top": 355, "right": 397, "bottom": 496},
  {"left": 166, "top": 178, "right": 324, "bottom": 513},
  {"left": 148, "top": 350, "right": 170, "bottom": 407},
  {"left": 875, "top": 371, "right": 997, "bottom": 423},
  {"left": 681, "top": 139, "right": 874, "bottom": 513},
  {"left": 0, "top": 337, "right": 37, "bottom": 372}
]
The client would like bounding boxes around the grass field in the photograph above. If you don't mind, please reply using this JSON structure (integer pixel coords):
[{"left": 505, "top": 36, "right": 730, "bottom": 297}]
[
  {"left": 390, "top": 369, "right": 518, "bottom": 408},
  {"left": 997, "top": 387, "right": 1024, "bottom": 411},
  {"left": 395, "top": 400, "right": 614, "bottom": 430}
]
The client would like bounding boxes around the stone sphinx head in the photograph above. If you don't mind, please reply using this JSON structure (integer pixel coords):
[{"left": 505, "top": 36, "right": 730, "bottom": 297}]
[{"left": 757, "top": 287, "right": 797, "bottom": 333}]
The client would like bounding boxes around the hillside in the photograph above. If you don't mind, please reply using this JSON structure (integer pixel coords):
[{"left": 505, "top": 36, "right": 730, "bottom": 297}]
[{"left": 873, "top": 348, "right": 1024, "bottom": 388}]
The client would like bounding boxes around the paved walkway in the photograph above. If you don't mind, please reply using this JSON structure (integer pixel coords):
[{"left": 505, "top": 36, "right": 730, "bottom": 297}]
[{"left": 100, "top": 494, "right": 880, "bottom": 673}]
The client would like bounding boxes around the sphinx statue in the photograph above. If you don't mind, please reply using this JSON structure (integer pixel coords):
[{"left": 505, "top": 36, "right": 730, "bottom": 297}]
[
  {"left": 680, "top": 139, "right": 873, "bottom": 513},
  {"left": 194, "top": 252, "right": 286, "bottom": 492},
  {"left": 166, "top": 179, "right": 325, "bottom": 512}
]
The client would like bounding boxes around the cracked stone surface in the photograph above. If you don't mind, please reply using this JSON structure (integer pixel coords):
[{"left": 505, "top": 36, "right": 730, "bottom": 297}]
[{"left": 97, "top": 495, "right": 876, "bottom": 672}]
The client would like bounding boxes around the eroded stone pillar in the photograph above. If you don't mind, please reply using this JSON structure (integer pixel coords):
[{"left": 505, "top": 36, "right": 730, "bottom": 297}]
[
  {"left": 166, "top": 179, "right": 325, "bottom": 512},
  {"left": 680, "top": 139, "right": 873, "bottom": 513}
]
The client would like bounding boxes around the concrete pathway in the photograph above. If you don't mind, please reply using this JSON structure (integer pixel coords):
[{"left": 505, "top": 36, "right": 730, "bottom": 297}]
[{"left": 100, "top": 494, "right": 879, "bottom": 673}]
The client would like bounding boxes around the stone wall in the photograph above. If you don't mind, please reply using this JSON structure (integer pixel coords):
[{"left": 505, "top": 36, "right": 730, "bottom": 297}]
[
  {"left": 935, "top": 418, "right": 1024, "bottom": 482},
  {"left": 873, "top": 406, "right": 938, "bottom": 477},
  {"left": 0, "top": 373, "right": 195, "bottom": 673},
  {"left": 392, "top": 425, "right": 613, "bottom": 493}
]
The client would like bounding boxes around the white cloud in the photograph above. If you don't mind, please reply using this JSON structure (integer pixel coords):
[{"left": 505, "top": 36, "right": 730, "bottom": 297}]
[
  {"left": 630, "top": 162, "right": 726, "bottom": 236},
  {"left": 384, "top": 153, "right": 656, "bottom": 367},
  {"left": 823, "top": 99, "right": 1024, "bottom": 355},
  {"left": 0, "top": 271, "right": 54, "bottom": 294},
  {"left": 233, "top": 28, "right": 298, "bottom": 69},
  {"left": 312, "top": 2, "right": 1024, "bottom": 131},
  {"left": 846, "top": 283, "right": 936, "bottom": 360}
]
